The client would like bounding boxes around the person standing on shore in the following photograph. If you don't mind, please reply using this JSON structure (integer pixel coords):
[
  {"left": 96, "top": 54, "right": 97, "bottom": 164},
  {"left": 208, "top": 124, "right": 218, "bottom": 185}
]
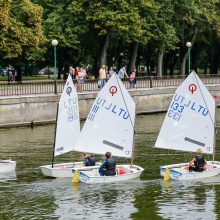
[
  {"left": 118, "top": 66, "right": 128, "bottom": 80},
  {"left": 129, "top": 68, "right": 136, "bottom": 88},
  {"left": 98, "top": 65, "right": 106, "bottom": 89}
]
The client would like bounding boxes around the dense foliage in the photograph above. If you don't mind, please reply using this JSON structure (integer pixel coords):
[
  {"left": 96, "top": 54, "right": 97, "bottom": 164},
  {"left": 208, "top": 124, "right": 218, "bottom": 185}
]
[{"left": 0, "top": 0, "right": 219, "bottom": 79}]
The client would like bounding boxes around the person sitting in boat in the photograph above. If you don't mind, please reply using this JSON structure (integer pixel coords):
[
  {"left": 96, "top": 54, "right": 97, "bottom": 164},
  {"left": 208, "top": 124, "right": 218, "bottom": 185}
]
[
  {"left": 99, "top": 152, "right": 116, "bottom": 176},
  {"left": 189, "top": 148, "right": 207, "bottom": 172},
  {"left": 84, "top": 154, "right": 96, "bottom": 166}
]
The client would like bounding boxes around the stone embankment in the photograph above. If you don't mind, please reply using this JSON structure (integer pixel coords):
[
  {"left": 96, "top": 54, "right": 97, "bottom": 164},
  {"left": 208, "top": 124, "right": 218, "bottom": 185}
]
[{"left": 0, "top": 86, "right": 219, "bottom": 128}]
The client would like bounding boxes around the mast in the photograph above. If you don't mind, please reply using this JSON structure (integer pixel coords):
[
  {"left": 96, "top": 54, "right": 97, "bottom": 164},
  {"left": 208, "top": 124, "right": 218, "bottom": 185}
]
[
  {"left": 131, "top": 113, "right": 136, "bottom": 167},
  {"left": 213, "top": 99, "right": 217, "bottom": 163},
  {"left": 51, "top": 102, "right": 59, "bottom": 168},
  {"left": 192, "top": 71, "right": 216, "bottom": 159},
  {"left": 115, "top": 73, "right": 135, "bottom": 163}
]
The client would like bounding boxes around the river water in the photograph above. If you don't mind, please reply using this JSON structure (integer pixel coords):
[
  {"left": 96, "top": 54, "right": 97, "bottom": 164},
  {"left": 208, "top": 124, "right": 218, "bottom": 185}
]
[{"left": 1, "top": 113, "right": 220, "bottom": 220}]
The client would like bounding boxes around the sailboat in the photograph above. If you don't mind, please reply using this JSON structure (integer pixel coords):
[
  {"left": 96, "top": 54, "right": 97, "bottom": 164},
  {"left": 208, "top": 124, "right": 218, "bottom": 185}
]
[
  {"left": 155, "top": 71, "right": 220, "bottom": 180},
  {"left": 0, "top": 160, "right": 16, "bottom": 173},
  {"left": 72, "top": 73, "right": 144, "bottom": 184},
  {"left": 40, "top": 74, "right": 98, "bottom": 178}
]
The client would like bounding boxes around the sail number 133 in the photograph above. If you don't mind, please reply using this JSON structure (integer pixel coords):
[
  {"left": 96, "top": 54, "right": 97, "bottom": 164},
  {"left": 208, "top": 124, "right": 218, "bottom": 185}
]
[{"left": 168, "top": 101, "right": 184, "bottom": 121}]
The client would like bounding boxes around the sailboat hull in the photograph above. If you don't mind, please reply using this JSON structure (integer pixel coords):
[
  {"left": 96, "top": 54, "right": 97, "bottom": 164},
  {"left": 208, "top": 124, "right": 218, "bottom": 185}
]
[
  {"left": 75, "top": 164, "right": 144, "bottom": 184},
  {"left": 40, "top": 162, "right": 101, "bottom": 178},
  {"left": 0, "top": 171, "right": 17, "bottom": 182},
  {"left": 160, "top": 161, "right": 220, "bottom": 180},
  {"left": 0, "top": 160, "right": 16, "bottom": 173}
]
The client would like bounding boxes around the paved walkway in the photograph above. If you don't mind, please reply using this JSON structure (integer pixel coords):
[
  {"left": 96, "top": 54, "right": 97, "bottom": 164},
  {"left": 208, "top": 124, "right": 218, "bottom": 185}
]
[{"left": 0, "top": 76, "right": 220, "bottom": 96}]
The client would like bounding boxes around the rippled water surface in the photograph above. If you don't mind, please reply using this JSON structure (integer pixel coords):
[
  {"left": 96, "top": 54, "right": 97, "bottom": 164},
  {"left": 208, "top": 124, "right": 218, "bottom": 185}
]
[{"left": 1, "top": 113, "right": 220, "bottom": 220}]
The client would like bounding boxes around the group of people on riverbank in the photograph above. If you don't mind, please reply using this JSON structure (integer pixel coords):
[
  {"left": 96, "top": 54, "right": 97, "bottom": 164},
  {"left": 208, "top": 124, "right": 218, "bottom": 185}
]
[
  {"left": 98, "top": 65, "right": 137, "bottom": 89},
  {"left": 67, "top": 66, "right": 87, "bottom": 92},
  {"left": 66, "top": 65, "right": 136, "bottom": 92}
]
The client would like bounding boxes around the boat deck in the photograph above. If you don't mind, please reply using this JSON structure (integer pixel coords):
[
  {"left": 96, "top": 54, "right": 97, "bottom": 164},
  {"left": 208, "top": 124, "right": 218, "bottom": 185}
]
[
  {"left": 160, "top": 161, "right": 220, "bottom": 180},
  {"left": 170, "top": 164, "right": 218, "bottom": 174},
  {"left": 82, "top": 165, "right": 134, "bottom": 177}
]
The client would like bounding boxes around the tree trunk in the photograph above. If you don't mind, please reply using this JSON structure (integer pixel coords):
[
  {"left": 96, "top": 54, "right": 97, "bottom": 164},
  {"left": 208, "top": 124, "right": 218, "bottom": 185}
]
[
  {"left": 210, "top": 49, "right": 219, "bottom": 75},
  {"left": 163, "top": 54, "right": 169, "bottom": 76},
  {"left": 99, "top": 33, "right": 110, "bottom": 67},
  {"left": 180, "top": 53, "right": 187, "bottom": 76},
  {"left": 191, "top": 42, "right": 197, "bottom": 73},
  {"left": 180, "top": 26, "right": 199, "bottom": 75},
  {"left": 116, "top": 39, "right": 123, "bottom": 71},
  {"left": 58, "top": 66, "right": 62, "bottom": 79},
  {"left": 92, "top": 55, "right": 99, "bottom": 78},
  {"left": 157, "top": 52, "right": 164, "bottom": 77},
  {"left": 127, "top": 42, "right": 139, "bottom": 74},
  {"left": 169, "top": 56, "right": 176, "bottom": 76},
  {"left": 147, "top": 65, "right": 150, "bottom": 75},
  {"left": 204, "top": 66, "right": 208, "bottom": 75},
  {"left": 14, "top": 64, "right": 22, "bottom": 82}
]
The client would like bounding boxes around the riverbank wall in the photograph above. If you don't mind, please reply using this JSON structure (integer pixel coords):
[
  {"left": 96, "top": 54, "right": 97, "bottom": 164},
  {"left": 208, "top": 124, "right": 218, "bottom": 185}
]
[{"left": 0, "top": 85, "right": 220, "bottom": 128}]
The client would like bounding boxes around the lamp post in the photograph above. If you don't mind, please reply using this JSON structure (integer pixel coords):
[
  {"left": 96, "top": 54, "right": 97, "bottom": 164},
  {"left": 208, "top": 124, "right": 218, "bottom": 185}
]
[
  {"left": 52, "top": 39, "right": 58, "bottom": 94},
  {"left": 186, "top": 42, "right": 192, "bottom": 74}
]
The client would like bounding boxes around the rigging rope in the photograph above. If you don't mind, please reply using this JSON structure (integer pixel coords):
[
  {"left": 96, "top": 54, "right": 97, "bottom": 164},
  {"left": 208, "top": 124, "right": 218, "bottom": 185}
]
[{"left": 114, "top": 73, "right": 136, "bottom": 165}]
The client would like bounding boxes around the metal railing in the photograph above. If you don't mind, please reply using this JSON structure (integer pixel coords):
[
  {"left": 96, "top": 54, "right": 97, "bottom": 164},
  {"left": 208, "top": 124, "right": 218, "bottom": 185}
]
[{"left": 0, "top": 75, "right": 220, "bottom": 96}]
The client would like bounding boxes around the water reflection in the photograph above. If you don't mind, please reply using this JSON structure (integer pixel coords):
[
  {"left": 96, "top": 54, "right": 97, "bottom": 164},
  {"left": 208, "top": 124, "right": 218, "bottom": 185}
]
[
  {"left": 1, "top": 113, "right": 220, "bottom": 219},
  {"left": 0, "top": 171, "right": 16, "bottom": 182},
  {"left": 157, "top": 181, "right": 217, "bottom": 220},
  {"left": 52, "top": 179, "right": 149, "bottom": 219}
]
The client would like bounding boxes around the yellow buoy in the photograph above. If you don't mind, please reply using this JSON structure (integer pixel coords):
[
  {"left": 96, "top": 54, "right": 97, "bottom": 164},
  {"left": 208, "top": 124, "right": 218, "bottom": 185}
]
[
  {"left": 72, "top": 170, "right": 80, "bottom": 183},
  {"left": 164, "top": 168, "right": 171, "bottom": 181}
]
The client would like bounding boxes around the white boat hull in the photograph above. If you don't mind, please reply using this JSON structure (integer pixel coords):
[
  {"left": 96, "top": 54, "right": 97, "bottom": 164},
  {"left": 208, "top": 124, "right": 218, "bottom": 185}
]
[
  {"left": 75, "top": 164, "right": 144, "bottom": 184},
  {"left": 0, "top": 171, "right": 17, "bottom": 182},
  {"left": 160, "top": 161, "right": 220, "bottom": 180},
  {"left": 0, "top": 160, "right": 16, "bottom": 173},
  {"left": 40, "top": 162, "right": 100, "bottom": 178}
]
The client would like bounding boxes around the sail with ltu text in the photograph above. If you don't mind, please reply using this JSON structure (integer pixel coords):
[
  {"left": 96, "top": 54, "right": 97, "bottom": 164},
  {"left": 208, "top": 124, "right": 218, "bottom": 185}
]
[
  {"left": 74, "top": 74, "right": 135, "bottom": 158},
  {"left": 155, "top": 71, "right": 215, "bottom": 154}
]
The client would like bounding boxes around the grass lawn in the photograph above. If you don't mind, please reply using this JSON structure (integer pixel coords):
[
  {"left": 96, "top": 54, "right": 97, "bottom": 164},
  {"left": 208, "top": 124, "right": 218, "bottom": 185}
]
[{"left": 0, "top": 75, "right": 55, "bottom": 81}]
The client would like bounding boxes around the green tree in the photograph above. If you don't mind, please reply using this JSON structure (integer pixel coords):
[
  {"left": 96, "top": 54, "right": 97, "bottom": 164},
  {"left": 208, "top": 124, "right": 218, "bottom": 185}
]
[
  {"left": 126, "top": 0, "right": 156, "bottom": 74},
  {"left": 37, "top": 0, "right": 90, "bottom": 78},
  {"left": 147, "top": 0, "right": 178, "bottom": 77},
  {"left": 173, "top": 0, "right": 219, "bottom": 75},
  {"left": 0, "top": 0, "right": 45, "bottom": 80},
  {"left": 81, "top": 0, "right": 154, "bottom": 71},
  {"left": 0, "top": 0, "right": 45, "bottom": 58}
]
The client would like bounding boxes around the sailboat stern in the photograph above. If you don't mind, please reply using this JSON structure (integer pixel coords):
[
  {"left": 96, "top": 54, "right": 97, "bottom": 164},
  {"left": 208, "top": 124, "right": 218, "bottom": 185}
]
[
  {"left": 40, "top": 162, "right": 85, "bottom": 178},
  {"left": 0, "top": 160, "right": 16, "bottom": 173}
]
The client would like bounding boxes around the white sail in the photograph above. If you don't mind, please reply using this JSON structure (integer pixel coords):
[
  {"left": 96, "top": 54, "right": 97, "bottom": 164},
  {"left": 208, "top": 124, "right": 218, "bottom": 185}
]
[
  {"left": 74, "top": 74, "right": 135, "bottom": 158},
  {"left": 54, "top": 74, "right": 80, "bottom": 156},
  {"left": 155, "top": 71, "right": 215, "bottom": 154}
]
